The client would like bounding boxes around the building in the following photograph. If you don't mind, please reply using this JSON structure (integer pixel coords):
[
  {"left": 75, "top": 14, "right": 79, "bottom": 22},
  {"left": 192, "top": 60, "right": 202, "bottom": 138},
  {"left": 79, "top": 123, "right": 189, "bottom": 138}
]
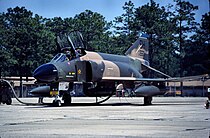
[
  {"left": 166, "top": 79, "right": 210, "bottom": 97},
  {"left": 1, "top": 76, "right": 35, "bottom": 97}
]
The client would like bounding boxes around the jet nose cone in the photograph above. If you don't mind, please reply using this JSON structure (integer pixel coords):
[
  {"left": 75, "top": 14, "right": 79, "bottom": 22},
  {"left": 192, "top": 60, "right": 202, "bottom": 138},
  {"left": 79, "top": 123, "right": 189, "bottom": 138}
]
[{"left": 33, "top": 64, "right": 58, "bottom": 82}]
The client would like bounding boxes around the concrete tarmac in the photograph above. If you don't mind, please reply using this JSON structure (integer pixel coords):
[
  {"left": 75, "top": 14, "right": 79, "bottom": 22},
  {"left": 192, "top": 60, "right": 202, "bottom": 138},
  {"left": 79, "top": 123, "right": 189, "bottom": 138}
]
[{"left": 0, "top": 97, "right": 210, "bottom": 138}]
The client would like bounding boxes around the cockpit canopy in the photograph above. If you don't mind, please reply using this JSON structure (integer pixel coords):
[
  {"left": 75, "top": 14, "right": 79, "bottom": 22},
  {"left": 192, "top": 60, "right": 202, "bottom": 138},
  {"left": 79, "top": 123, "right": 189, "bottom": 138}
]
[
  {"left": 68, "top": 31, "right": 85, "bottom": 49},
  {"left": 57, "top": 31, "right": 86, "bottom": 51},
  {"left": 56, "top": 31, "right": 86, "bottom": 60}
]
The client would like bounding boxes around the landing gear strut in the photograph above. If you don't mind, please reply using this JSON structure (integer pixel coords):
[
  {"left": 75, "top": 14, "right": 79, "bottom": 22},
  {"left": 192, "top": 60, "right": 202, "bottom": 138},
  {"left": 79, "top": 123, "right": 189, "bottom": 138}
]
[
  {"left": 62, "top": 92, "right": 72, "bottom": 106},
  {"left": 144, "top": 96, "right": 152, "bottom": 105},
  {"left": 38, "top": 97, "right": 43, "bottom": 104}
]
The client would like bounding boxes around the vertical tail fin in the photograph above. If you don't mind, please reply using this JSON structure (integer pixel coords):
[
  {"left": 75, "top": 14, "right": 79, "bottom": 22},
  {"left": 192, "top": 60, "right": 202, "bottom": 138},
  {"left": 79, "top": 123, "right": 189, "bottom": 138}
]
[{"left": 125, "top": 37, "right": 149, "bottom": 62}]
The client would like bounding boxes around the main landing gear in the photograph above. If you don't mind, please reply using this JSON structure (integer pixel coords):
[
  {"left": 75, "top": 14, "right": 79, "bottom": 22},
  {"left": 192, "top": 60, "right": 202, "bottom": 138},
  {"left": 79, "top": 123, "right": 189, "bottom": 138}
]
[
  {"left": 144, "top": 96, "right": 152, "bottom": 105},
  {"left": 62, "top": 92, "right": 72, "bottom": 106},
  {"left": 52, "top": 92, "right": 72, "bottom": 107}
]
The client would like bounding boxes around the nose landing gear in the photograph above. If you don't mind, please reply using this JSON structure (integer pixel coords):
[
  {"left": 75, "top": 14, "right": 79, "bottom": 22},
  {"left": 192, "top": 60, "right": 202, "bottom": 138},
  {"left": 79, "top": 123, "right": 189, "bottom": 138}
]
[{"left": 52, "top": 92, "right": 72, "bottom": 107}]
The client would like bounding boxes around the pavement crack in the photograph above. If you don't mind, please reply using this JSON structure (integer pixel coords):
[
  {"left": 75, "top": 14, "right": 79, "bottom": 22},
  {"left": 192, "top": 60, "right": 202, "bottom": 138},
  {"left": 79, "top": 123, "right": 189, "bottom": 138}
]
[
  {"left": 185, "top": 127, "right": 206, "bottom": 131},
  {"left": 3, "top": 118, "right": 64, "bottom": 126},
  {"left": 153, "top": 118, "right": 165, "bottom": 121}
]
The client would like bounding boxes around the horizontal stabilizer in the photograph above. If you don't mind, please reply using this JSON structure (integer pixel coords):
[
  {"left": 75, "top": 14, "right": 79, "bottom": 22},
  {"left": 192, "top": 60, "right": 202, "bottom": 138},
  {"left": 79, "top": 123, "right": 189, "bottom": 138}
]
[{"left": 142, "top": 63, "right": 171, "bottom": 78}]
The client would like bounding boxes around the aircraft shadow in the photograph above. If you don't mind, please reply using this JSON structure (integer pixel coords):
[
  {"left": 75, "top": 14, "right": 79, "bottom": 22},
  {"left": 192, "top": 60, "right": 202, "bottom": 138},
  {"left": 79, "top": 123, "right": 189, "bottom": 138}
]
[
  {"left": 21, "top": 102, "right": 146, "bottom": 108},
  {"left": 12, "top": 101, "right": 200, "bottom": 108}
]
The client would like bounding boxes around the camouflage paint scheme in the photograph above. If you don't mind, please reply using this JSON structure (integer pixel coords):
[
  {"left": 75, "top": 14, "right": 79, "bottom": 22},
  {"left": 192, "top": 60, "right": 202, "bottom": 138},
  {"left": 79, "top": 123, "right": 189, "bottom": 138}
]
[{"left": 32, "top": 32, "right": 209, "bottom": 106}]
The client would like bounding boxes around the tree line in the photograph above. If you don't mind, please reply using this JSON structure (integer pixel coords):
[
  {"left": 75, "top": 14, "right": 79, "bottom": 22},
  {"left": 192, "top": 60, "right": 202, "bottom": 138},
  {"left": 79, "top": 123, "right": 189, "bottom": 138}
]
[{"left": 0, "top": 0, "right": 209, "bottom": 79}]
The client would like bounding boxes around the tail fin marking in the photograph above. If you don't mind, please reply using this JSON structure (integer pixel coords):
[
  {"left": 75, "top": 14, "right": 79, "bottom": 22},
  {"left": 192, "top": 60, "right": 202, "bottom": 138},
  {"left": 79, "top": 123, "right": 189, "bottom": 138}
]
[{"left": 125, "top": 37, "right": 149, "bottom": 62}]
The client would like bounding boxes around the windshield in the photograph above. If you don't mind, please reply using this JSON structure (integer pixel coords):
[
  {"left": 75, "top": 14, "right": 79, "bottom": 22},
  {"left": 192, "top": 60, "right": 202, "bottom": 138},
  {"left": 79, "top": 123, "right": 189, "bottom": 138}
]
[{"left": 51, "top": 53, "right": 68, "bottom": 63}]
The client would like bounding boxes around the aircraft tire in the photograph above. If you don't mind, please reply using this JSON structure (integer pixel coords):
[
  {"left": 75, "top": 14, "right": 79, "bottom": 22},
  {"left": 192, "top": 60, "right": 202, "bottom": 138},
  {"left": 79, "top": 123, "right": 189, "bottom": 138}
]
[
  {"left": 53, "top": 100, "right": 61, "bottom": 107},
  {"left": 63, "top": 93, "right": 72, "bottom": 106},
  {"left": 64, "top": 98, "right": 71, "bottom": 106},
  {"left": 144, "top": 96, "right": 152, "bottom": 105}
]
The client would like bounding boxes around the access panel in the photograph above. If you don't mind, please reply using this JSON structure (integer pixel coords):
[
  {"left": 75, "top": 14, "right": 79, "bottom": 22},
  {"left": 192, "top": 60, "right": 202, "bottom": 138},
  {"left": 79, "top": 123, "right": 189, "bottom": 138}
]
[{"left": 76, "top": 61, "right": 92, "bottom": 82}]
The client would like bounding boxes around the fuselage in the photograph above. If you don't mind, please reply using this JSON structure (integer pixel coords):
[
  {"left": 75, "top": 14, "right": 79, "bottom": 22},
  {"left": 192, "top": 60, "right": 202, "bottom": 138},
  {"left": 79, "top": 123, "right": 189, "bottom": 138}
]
[{"left": 33, "top": 51, "right": 144, "bottom": 83}]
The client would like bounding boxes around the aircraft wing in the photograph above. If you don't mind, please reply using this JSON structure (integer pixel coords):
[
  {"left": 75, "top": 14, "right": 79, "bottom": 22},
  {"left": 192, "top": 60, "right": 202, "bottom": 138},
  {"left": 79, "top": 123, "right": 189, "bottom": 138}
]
[
  {"left": 167, "top": 74, "right": 209, "bottom": 82},
  {"left": 102, "top": 74, "right": 209, "bottom": 82},
  {"left": 102, "top": 77, "right": 167, "bottom": 82}
]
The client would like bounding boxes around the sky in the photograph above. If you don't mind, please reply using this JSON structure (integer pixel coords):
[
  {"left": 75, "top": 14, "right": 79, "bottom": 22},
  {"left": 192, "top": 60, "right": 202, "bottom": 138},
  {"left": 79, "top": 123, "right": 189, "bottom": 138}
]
[{"left": 0, "top": 0, "right": 209, "bottom": 22}]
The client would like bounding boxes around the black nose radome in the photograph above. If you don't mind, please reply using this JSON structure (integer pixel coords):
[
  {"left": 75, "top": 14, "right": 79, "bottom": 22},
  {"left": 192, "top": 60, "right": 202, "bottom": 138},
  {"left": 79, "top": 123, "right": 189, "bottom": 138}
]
[{"left": 33, "top": 64, "right": 58, "bottom": 82}]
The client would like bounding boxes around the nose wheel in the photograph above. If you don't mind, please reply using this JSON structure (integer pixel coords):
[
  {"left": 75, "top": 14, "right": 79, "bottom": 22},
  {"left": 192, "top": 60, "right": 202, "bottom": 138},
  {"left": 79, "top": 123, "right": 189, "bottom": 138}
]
[
  {"left": 52, "top": 92, "right": 72, "bottom": 107},
  {"left": 53, "top": 100, "right": 61, "bottom": 107},
  {"left": 53, "top": 99, "right": 61, "bottom": 107},
  {"left": 52, "top": 95, "right": 62, "bottom": 107}
]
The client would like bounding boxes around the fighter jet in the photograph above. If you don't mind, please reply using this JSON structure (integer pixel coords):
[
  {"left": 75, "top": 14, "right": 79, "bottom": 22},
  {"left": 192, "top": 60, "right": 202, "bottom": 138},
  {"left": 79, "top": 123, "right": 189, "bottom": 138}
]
[{"left": 31, "top": 31, "right": 208, "bottom": 106}]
